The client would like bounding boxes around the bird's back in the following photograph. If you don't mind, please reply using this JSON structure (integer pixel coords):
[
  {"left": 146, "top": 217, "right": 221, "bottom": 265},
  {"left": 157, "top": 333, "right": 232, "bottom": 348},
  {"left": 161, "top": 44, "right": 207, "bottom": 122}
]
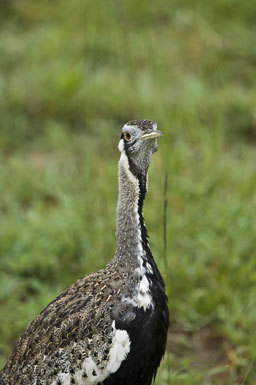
[
  {"left": 1, "top": 260, "right": 168, "bottom": 385},
  {"left": 1, "top": 266, "right": 126, "bottom": 384}
]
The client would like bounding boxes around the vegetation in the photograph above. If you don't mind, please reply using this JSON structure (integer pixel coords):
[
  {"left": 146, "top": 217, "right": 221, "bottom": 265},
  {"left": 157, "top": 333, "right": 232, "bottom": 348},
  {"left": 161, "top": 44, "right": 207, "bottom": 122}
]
[{"left": 0, "top": 0, "right": 256, "bottom": 383}]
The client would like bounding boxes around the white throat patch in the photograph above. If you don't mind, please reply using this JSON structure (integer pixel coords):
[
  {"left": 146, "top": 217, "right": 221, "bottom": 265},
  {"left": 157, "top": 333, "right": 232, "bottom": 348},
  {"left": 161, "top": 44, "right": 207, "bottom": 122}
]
[{"left": 118, "top": 139, "right": 124, "bottom": 153}]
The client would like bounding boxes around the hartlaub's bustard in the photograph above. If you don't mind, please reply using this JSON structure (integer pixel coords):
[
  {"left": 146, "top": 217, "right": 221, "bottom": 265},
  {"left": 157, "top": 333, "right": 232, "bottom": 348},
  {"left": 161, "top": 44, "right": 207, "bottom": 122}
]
[{"left": 0, "top": 120, "right": 169, "bottom": 385}]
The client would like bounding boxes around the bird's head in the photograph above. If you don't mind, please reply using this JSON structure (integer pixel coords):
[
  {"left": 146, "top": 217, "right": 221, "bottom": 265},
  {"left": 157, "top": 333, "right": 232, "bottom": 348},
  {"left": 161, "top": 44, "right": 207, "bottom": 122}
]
[{"left": 118, "top": 120, "right": 163, "bottom": 178}]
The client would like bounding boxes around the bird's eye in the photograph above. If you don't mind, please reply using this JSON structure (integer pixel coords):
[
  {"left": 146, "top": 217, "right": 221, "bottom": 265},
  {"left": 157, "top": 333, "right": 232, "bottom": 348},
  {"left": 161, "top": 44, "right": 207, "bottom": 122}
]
[{"left": 124, "top": 132, "right": 131, "bottom": 141}]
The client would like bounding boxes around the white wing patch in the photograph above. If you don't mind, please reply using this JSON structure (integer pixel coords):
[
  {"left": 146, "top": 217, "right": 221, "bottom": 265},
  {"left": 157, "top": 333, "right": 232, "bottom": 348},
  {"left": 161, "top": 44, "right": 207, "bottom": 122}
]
[
  {"left": 139, "top": 275, "right": 150, "bottom": 294},
  {"left": 106, "top": 321, "right": 130, "bottom": 373},
  {"left": 50, "top": 322, "right": 130, "bottom": 385}
]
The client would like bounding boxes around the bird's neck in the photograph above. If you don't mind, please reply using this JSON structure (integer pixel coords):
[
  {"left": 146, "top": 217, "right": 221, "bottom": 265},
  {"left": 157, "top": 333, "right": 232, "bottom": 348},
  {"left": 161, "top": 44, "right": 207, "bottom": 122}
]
[
  {"left": 115, "top": 151, "right": 149, "bottom": 266},
  {"left": 113, "top": 150, "right": 166, "bottom": 312}
]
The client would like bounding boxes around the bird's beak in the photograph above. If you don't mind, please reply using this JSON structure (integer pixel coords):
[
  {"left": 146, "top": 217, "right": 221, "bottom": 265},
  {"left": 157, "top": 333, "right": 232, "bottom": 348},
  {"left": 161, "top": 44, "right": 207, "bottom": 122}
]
[{"left": 139, "top": 130, "right": 163, "bottom": 141}]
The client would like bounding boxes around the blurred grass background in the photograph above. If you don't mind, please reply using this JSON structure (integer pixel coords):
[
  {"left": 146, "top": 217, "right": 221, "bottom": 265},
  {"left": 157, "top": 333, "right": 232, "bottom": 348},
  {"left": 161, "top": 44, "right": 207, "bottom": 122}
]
[{"left": 0, "top": 0, "right": 256, "bottom": 384}]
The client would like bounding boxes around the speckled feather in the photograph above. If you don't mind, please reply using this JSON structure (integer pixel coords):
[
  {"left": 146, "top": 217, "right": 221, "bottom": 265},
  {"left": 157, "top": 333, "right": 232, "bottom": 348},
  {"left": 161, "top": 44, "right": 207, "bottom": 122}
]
[
  {"left": 0, "top": 120, "right": 169, "bottom": 385},
  {"left": 1, "top": 267, "right": 138, "bottom": 384}
]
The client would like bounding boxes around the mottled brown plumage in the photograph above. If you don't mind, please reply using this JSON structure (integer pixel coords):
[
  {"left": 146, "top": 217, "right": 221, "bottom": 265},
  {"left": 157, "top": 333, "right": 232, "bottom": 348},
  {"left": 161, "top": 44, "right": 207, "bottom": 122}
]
[{"left": 2, "top": 264, "right": 137, "bottom": 384}]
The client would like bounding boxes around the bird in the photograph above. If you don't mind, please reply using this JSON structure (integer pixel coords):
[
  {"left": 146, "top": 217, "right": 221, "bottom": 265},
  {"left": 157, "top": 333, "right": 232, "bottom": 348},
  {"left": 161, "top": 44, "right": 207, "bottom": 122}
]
[{"left": 0, "top": 119, "right": 169, "bottom": 385}]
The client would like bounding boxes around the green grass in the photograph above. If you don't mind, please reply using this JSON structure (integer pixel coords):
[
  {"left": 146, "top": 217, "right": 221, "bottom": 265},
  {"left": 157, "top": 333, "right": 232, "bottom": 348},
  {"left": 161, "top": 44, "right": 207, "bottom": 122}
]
[{"left": 0, "top": 0, "right": 256, "bottom": 383}]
